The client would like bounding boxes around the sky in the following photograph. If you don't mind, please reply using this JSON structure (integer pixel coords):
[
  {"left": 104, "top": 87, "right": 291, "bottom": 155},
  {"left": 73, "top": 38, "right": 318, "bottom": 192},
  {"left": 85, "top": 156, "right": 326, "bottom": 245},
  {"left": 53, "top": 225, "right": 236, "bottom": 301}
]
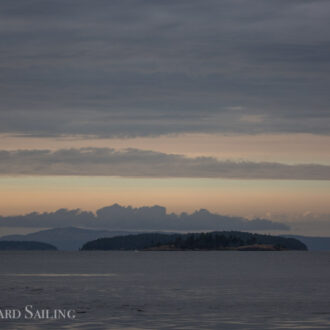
[{"left": 0, "top": 0, "right": 330, "bottom": 235}]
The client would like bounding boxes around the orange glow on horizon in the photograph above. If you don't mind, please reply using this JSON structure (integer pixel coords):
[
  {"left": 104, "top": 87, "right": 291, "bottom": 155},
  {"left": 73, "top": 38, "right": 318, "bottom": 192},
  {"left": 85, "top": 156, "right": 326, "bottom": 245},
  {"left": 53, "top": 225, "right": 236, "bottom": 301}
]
[{"left": 1, "top": 177, "right": 330, "bottom": 219}]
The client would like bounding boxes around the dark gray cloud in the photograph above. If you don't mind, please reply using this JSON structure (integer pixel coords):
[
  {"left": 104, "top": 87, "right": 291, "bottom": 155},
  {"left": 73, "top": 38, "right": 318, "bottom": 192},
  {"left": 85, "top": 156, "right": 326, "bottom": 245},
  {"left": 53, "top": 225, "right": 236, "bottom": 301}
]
[
  {"left": 1, "top": 147, "right": 330, "bottom": 179},
  {"left": 0, "top": 203, "right": 289, "bottom": 231},
  {"left": 0, "top": 0, "right": 330, "bottom": 137}
]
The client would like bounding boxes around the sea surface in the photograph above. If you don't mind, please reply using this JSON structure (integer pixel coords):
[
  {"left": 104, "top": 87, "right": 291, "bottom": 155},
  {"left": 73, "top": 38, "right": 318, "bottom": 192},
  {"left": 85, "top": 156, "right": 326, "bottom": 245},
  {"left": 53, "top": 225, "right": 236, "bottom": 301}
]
[{"left": 0, "top": 251, "right": 330, "bottom": 329}]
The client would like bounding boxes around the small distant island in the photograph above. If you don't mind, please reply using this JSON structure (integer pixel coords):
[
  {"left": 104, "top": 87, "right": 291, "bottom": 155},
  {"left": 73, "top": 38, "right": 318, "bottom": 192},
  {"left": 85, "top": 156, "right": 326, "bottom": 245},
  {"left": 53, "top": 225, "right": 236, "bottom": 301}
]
[
  {"left": 81, "top": 231, "right": 307, "bottom": 251},
  {"left": 0, "top": 241, "right": 57, "bottom": 251}
]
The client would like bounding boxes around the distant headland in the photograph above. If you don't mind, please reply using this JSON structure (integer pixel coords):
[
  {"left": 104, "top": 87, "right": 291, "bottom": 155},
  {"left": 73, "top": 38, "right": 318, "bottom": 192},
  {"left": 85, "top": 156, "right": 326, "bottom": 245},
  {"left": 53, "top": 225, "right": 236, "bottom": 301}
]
[
  {"left": 0, "top": 241, "right": 57, "bottom": 251},
  {"left": 81, "top": 231, "right": 307, "bottom": 251}
]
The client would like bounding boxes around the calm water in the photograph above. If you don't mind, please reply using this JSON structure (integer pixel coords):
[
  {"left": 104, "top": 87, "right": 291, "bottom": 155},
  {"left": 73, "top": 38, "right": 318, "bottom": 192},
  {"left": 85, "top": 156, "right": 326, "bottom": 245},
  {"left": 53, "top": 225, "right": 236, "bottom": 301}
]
[{"left": 0, "top": 251, "right": 330, "bottom": 329}]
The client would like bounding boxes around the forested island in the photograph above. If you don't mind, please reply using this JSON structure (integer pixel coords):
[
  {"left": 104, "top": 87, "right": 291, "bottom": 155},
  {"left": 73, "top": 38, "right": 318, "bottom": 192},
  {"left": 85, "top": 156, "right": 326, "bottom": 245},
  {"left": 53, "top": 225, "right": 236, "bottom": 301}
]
[
  {"left": 81, "top": 231, "right": 307, "bottom": 251},
  {"left": 0, "top": 241, "right": 57, "bottom": 251}
]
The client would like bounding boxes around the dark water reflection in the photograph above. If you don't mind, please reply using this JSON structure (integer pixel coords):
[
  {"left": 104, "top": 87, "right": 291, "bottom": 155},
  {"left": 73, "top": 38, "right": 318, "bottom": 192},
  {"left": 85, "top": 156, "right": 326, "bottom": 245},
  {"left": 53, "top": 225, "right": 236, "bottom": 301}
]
[{"left": 0, "top": 251, "right": 330, "bottom": 329}]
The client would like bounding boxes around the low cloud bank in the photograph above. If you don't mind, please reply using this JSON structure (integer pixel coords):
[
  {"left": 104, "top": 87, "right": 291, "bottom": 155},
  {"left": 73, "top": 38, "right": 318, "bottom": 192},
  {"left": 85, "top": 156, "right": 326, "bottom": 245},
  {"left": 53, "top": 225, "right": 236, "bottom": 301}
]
[
  {"left": 0, "top": 204, "right": 289, "bottom": 231},
  {"left": 1, "top": 148, "right": 330, "bottom": 180}
]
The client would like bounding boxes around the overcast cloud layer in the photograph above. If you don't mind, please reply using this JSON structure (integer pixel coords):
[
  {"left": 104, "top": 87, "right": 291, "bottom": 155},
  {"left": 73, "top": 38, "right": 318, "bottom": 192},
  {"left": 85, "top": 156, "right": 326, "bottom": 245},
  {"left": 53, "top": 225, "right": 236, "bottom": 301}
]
[
  {"left": 1, "top": 0, "right": 330, "bottom": 137},
  {"left": 1, "top": 147, "right": 330, "bottom": 180}
]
